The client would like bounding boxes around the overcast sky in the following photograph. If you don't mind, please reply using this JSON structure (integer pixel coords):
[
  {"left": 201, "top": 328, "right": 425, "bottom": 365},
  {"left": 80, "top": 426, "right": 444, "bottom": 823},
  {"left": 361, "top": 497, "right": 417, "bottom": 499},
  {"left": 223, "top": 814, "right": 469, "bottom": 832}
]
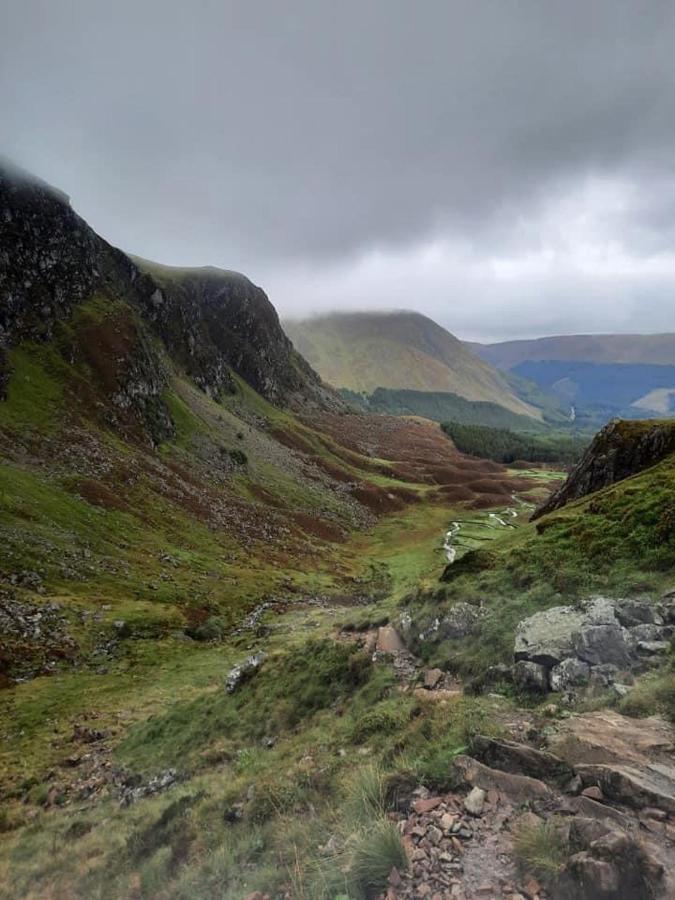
[{"left": 3, "top": 1, "right": 675, "bottom": 342}]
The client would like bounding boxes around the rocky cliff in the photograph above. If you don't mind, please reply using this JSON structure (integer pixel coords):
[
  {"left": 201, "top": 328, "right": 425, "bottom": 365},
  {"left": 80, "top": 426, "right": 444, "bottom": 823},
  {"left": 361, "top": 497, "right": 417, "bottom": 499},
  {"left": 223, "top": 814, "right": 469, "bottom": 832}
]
[
  {"left": 0, "top": 160, "right": 336, "bottom": 434},
  {"left": 533, "top": 418, "right": 675, "bottom": 519}
]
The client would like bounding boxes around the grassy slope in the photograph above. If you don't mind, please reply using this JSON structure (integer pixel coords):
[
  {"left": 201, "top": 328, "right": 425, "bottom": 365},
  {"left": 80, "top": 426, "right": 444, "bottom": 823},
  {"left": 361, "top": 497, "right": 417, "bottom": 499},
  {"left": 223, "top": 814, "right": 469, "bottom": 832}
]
[
  {"left": 412, "top": 444, "right": 675, "bottom": 676},
  {"left": 285, "top": 311, "right": 540, "bottom": 419},
  {"left": 3, "top": 294, "right": 671, "bottom": 898},
  {"left": 0, "top": 289, "right": 560, "bottom": 897}
]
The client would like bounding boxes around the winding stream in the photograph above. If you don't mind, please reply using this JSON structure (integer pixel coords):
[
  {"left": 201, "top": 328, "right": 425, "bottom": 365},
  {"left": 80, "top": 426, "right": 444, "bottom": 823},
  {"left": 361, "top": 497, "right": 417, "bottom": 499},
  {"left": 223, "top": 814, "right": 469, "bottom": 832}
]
[{"left": 443, "top": 502, "right": 520, "bottom": 564}]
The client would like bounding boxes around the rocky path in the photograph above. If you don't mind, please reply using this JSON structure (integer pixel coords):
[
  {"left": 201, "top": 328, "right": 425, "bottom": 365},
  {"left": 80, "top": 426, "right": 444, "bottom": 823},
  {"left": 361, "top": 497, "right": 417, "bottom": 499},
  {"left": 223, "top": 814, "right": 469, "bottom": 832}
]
[{"left": 376, "top": 711, "right": 675, "bottom": 900}]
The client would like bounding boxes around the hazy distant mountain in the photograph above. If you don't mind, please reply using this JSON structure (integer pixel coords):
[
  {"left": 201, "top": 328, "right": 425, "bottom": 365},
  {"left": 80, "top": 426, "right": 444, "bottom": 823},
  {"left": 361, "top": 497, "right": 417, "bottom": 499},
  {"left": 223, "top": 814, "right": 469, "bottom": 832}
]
[
  {"left": 473, "top": 333, "right": 675, "bottom": 369},
  {"left": 472, "top": 334, "right": 675, "bottom": 417},
  {"left": 285, "top": 311, "right": 539, "bottom": 419}
]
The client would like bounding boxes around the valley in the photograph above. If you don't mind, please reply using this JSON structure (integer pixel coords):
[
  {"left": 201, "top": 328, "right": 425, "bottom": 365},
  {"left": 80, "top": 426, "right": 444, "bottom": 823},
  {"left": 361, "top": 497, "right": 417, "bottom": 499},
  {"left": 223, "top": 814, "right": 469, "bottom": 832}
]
[{"left": 0, "top": 163, "right": 674, "bottom": 900}]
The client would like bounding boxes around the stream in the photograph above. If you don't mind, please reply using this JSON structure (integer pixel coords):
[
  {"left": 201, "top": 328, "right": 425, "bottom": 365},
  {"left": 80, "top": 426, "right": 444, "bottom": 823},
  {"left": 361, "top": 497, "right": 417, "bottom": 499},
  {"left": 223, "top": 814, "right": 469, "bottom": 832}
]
[{"left": 443, "top": 502, "right": 520, "bottom": 564}]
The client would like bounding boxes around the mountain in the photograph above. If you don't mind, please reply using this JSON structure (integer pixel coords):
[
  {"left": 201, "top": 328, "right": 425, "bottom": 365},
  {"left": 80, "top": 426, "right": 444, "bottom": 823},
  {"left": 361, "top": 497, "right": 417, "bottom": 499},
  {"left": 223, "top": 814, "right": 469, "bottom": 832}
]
[
  {"left": 285, "top": 311, "right": 540, "bottom": 419},
  {"left": 0, "top": 160, "right": 334, "bottom": 423},
  {"left": 473, "top": 333, "right": 675, "bottom": 420},
  {"left": 0, "top": 160, "right": 547, "bottom": 684},
  {"left": 3, "top": 163, "right": 673, "bottom": 900},
  {"left": 474, "top": 333, "right": 675, "bottom": 369}
]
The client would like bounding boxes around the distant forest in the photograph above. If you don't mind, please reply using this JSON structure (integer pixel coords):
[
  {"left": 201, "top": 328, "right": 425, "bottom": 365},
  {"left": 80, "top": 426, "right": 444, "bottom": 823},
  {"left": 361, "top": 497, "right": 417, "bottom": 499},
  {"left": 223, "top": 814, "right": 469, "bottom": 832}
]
[
  {"left": 340, "top": 387, "right": 540, "bottom": 429},
  {"left": 441, "top": 421, "right": 588, "bottom": 465}
]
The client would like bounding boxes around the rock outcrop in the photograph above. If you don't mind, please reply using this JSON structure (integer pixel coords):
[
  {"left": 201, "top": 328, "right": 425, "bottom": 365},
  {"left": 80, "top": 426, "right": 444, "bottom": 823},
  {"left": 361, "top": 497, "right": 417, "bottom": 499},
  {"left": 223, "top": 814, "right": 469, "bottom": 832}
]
[
  {"left": 0, "top": 160, "right": 338, "bottom": 432},
  {"left": 514, "top": 595, "right": 673, "bottom": 695},
  {"left": 533, "top": 419, "right": 675, "bottom": 519}
]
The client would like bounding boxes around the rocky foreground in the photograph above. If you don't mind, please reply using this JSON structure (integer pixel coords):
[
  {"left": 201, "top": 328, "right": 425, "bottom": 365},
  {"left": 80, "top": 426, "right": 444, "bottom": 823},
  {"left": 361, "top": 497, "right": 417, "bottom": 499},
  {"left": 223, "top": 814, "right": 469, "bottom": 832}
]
[
  {"left": 335, "top": 587, "right": 675, "bottom": 900},
  {"left": 374, "top": 710, "right": 674, "bottom": 900}
]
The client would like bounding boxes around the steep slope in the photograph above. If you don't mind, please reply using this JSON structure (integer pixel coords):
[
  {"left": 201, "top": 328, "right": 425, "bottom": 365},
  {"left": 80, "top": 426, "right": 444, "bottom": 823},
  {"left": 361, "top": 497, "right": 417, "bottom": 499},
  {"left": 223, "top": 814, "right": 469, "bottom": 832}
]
[
  {"left": 475, "top": 333, "right": 675, "bottom": 369},
  {"left": 533, "top": 418, "right": 675, "bottom": 518},
  {"left": 0, "top": 160, "right": 333, "bottom": 421},
  {"left": 285, "top": 311, "right": 540, "bottom": 419},
  {"left": 0, "top": 161, "right": 542, "bottom": 680}
]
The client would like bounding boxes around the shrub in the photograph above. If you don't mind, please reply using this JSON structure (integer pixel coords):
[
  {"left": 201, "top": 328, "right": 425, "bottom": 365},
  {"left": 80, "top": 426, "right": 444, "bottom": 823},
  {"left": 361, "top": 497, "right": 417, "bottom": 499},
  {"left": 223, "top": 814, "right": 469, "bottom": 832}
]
[
  {"left": 190, "top": 615, "right": 228, "bottom": 642},
  {"left": 349, "top": 703, "right": 406, "bottom": 744}
]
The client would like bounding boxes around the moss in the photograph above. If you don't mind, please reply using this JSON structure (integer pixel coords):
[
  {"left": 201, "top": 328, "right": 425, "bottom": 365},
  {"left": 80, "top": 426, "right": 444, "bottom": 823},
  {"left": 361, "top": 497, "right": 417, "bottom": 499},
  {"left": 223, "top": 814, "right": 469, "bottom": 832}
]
[{"left": 0, "top": 344, "right": 65, "bottom": 432}]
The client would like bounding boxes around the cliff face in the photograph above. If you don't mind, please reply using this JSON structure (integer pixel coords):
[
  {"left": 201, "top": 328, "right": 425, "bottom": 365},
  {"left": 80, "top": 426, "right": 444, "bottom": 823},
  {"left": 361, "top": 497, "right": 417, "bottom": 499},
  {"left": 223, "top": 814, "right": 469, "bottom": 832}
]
[
  {"left": 533, "top": 418, "right": 675, "bottom": 519},
  {"left": 135, "top": 262, "right": 337, "bottom": 409},
  {"left": 0, "top": 161, "right": 337, "bottom": 436}
]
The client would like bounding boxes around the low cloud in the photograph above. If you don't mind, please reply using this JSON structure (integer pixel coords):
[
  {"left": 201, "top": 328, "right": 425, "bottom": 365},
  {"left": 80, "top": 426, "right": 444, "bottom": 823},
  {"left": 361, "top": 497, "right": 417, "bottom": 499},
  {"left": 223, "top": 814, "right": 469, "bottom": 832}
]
[{"left": 3, "top": 1, "right": 675, "bottom": 340}]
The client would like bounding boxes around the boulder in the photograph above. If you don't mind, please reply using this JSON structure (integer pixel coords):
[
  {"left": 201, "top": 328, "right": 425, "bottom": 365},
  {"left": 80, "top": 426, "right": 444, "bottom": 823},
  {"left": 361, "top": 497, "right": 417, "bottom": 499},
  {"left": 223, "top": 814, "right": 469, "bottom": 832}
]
[
  {"left": 615, "top": 597, "right": 663, "bottom": 627},
  {"left": 572, "top": 623, "right": 631, "bottom": 667},
  {"left": 627, "top": 623, "right": 666, "bottom": 642},
  {"left": 574, "top": 762, "right": 675, "bottom": 814},
  {"left": 513, "top": 596, "right": 672, "bottom": 693},
  {"left": 470, "top": 735, "right": 574, "bottom": 785},
  {"left": 453, "top": 755, "right": 552, "bottom": 802},
  {"left": 513, "top": 660, "right": 548, "bottom": 692},
  {"left": 376, "top": 625, "right": 405, "bottom": 654},
  {"left": 423, "top": 668, "right": 444, "bottom": 689},
  {"left": 558, "top": 825, "right": 664, "bottom": 900},
  {"left": 550, "top": 657, "right": 590, "bottom": 692},
  {"left": 562, "top": 795, "right": 631, "bottom": 828},
  {"left": 514, "top": 605, "right": 586, "bottom": 667},
  {"left": 438, "top": 602, "right": 483, "bottom": 640},
  {"left": 463, "top": 786, "right": 486, "bottom": 816},
  {"left": 548, "top": 710, "right": 674, "bottom": 768},
  {"left": 225, "top": 653, "right": 266, "bottom": 693}
]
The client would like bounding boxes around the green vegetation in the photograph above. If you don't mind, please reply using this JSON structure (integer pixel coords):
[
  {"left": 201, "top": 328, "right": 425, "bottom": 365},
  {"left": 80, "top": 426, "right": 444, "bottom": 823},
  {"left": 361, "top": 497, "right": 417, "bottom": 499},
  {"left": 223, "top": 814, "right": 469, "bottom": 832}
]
[
  {"left": 342, "top": 387, "right": 543, "bottom": 428},
  {"left": 1, "top": 287, "right": 674, "bottom": 897},
  {"left": 513, "top": 818, "right": 569, "bottom": 882},
  {"left": 0, "top": 343, "right": 65, "bottom": 432},
  {"left": 285, "top": 311, "right": 537, "bottom": 417},
  {"left": 410, "top": 448, "right": 675, "bottom": 679},
  {"left": 618, "top": 659, "right": 675, "bottom": 722},
  {"left": 441, "top": 420, "right": 589, "bottom": 464}
]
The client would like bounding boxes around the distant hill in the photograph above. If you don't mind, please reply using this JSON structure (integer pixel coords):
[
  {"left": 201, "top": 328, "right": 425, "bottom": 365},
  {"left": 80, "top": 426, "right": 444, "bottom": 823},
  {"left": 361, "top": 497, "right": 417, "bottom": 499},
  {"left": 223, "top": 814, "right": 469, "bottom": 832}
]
[
  {"left": 472, "top": 333, "right": 675, "bottom": 419},
  {"left": 473, "top": 333, "right": 675, "bottom": 369},
  {"left": 286, "top": 311, "right": 539, "bottom": 420}
]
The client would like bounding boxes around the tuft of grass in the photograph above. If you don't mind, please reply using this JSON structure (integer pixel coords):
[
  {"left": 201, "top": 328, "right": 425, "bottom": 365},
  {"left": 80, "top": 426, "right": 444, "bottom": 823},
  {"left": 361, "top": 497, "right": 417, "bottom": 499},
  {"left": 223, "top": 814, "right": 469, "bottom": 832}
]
[
  {"left": 513, "top": 819, "right": 569, "bottom": 881},
  {"left": 342, "top": 765, "right": 387, "bottom": 825},
  {"left": 619, "top": 661, "right": 675, "bottom": 722},
  {"left": 345, "top": 817, "right": 408, "bottom": 898}
]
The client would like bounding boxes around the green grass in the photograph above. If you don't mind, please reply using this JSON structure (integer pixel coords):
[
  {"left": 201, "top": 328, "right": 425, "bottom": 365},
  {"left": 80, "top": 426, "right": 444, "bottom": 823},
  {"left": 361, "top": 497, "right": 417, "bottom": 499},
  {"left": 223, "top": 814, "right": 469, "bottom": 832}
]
[
  {"left": 409, "top": 449, "right": 675, "bottom": 679},
  {"left": 513, "top": 818, "right": 569, "bottom": 882},
  {"left": 0, "top": 344, "right": 65, "bottom": 432},
  {"left": 618, "top": 659, "right": 675, "bottom": 722},
  {"left": 117, "top": 640, "right": 373, "bottom": 773},
  {"left": 344, "top": 818, "right": 408, "bottom": 898}
]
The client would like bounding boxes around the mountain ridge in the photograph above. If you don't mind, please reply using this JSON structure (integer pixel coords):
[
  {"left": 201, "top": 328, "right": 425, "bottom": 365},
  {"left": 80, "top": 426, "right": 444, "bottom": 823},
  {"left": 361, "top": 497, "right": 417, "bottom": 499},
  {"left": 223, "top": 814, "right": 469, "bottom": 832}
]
[
  {"left": 473, "top": 332, "right": 675, "bottom": 369},
  {"left": 285, "top": 310, "right": 540, "bottom": 419},
  {"left": 0, "top": 161, "right": 335, "bottom": 423}
]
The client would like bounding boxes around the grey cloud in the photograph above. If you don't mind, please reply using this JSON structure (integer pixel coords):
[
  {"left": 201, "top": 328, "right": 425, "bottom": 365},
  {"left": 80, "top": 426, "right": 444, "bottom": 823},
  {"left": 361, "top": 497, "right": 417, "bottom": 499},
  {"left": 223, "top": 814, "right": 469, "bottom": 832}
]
[{"left": 2, "top": 1, "right": 675, "bottom": 338}]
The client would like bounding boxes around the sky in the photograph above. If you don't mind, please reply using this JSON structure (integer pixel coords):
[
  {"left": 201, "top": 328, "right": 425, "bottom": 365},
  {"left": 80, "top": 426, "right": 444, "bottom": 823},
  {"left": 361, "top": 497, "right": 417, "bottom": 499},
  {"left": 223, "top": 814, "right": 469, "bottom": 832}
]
[{"left": 3, "top": 1, "right": 675, "bottom": 342}]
